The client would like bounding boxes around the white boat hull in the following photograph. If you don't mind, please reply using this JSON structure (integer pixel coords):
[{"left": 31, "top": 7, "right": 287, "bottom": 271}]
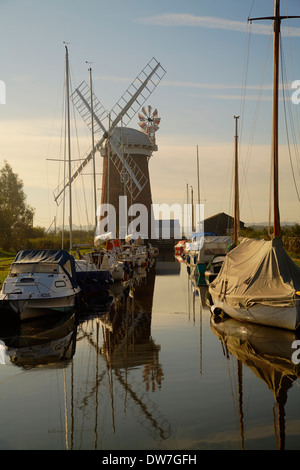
[
  {"left": 210, "top": 295, "right": 300, "bottom": 331},
  {"left": 0, "top": 249, "right": 81, "bottom": 321},
  {"left": 2, "top": 289, "right": 80, "bottom": 321}
]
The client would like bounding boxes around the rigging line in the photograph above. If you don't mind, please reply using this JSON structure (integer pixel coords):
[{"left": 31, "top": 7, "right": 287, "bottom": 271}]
[
  {"left": 247, "top": 0, "right": 256, "bottom": 22},
  {"left": 240, "top": 28, "right": 273, "bottom": 210},
  {"left": 237, "top": 21, "right": 251, "bottom": 220},
  {"left": 282, "top": 20, "right": 300, "bottom": 181},
  {"left": 280, "top": 39, "right": 300, "bottom": 204},
  {"left": 69, "top": 69, "right": 91, "bottom": 228},
  {"left": 285, "top": 3, "right": 300, "bottom": 163},
  {"left": 238, "top": 24, "right": 272, "bottom": 225},
  {"left": 239, "top": 14, "right": 252, "bottom": 141},
  {"left": 46, "top": 73, "right": 66, "bottom": 225},
  {"left": 69, "top": 71, "right": 84, "bottom": 228},
  {"left": 49, "top": 67, "right": 67, "bottom": 231},
  {"left": 243, "top": 29, "right": 273, "bottom": 186}
]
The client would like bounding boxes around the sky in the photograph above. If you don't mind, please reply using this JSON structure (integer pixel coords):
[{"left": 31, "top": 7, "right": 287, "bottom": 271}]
[{"left": 1, "top": 0, "right": 300, "bottom": 231}]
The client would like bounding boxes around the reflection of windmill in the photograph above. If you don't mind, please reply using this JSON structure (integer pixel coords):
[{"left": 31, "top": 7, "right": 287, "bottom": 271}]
[{"left": 53, "top": 57, "right": 165, "bottom": 238}]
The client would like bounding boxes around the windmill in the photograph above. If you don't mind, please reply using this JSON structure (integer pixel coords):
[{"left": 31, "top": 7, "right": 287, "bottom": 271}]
[
  {"left": 53, "top": 57, "right": 166, "bottom": 229},
  {"left": 138, "top": 106, "right": 161, "bottom": 137}
]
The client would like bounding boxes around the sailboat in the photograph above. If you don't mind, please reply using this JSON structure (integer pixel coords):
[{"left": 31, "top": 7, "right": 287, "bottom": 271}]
[
  {"left": 62, "top": 47, "right": 113, "bottom": 300},
  {"left": 0, "top": 47, "right": 84, "bottom": 321},
  {"left": 208, "top": 0, "right": 300, "bottom": 331}
]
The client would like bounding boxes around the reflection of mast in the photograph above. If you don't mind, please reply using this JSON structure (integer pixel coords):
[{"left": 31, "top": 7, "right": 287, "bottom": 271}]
[
  {"left": 60, "top": 265, "right": 171, "bottom": 448},
  {"left": 96, "top": 267, "right": 170, "bottom": 441},
  {"left": 211, "top": 316, "right": 300, "bottom": 450},
  {"left": 237, "top": 359, "right": 244, "bottom": 450},
  {"left": 101, "top": 322, "right": 116, "bottom": 433},
  {"left": 114, "top": 367, "right": 169, "bottom": 440},
  {"left": 188, "top": 270, "right": 206, "bottom": 375}
]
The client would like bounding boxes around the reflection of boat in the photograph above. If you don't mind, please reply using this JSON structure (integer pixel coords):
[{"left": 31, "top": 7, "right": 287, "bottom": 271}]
[
  {"left": 0, "top": 311, "right": 77, "bottom": 368},
  {"left": 209, "top": 1, "right": 300, "bottom": 330},
  {"left": 211, "top": 315, "right": 300, "bottom": 449},
  {"left": 0, "top": 249, "right": 80, "bottom": 321}
]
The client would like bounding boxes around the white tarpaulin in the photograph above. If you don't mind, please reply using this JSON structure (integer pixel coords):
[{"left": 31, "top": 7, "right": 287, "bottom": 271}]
[{"left": 209, "top": 237, "right": 300, "bottom": 309}]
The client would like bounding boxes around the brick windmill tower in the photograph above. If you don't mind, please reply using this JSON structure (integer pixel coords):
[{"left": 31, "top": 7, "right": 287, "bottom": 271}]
[
  {"left": 100, "top": 106, "right": 161, "bottom": 239},
  {"left": 53, "top": 58, "right": 165, "bottom": 241}
]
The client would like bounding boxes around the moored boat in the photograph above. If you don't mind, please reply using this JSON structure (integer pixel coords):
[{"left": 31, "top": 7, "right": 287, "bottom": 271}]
[
  {"left": 0, "top": 249, "right": 80, "bottom": 321},
  {"left": 208, "top": 0, "right": 300, "bottom": 331},
  {"left": 186, "top": 233, "right": 232, "bottom": 285},
  {"left": 208, "top": 237, "right": 300, "bottom": 330}
]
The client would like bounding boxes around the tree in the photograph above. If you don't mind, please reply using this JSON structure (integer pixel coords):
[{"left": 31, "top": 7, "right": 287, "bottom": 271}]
[{"left": 0, "top": 161, "right": 35, "bottom": 250}]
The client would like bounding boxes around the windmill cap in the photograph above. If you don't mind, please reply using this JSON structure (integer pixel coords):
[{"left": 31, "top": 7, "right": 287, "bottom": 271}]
[{"left": 112, "top": 127, "right": 156, "bottom": 149}]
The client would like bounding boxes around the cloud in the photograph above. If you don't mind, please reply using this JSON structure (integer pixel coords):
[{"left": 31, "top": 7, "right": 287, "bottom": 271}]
[{"left": 136, "top": 13, "right": 300, "bottom": 37}]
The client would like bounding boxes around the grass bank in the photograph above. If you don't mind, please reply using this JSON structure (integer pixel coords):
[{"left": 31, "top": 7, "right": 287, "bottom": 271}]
[{"left": 0, "top": 251, "right": 15, "bottom": 286}]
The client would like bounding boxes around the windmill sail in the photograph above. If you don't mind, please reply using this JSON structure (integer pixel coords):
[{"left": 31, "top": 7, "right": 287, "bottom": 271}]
[{"left": 53, "top": 57, "right": 166, "bottom": 205}]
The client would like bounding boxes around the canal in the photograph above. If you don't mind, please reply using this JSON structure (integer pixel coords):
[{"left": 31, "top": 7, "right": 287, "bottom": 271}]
[{"left": 0, "top": 252, "right": 300, "bottom": 451}]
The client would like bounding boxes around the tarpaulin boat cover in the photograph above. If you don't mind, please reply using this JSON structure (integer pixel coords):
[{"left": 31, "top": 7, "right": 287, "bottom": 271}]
[
  {"left": 209, "top": 237, "right": 300, "bottom": 309},
  {"left": 12, "top": 249, "right": 78, "bottom": 288}
]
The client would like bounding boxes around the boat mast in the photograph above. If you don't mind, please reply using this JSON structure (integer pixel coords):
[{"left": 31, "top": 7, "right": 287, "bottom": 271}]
[
  {"left": 88, "top": 66, "right": 98, "bottom": 230},
  {"left": 234, "top": 115, "right": 240, "bottom": 245},
  {"left": 196, "top": 145, "right": 201, "bottom": 232},
  {"left": 249, "top": 0, "right": 300, "bottom": 238},
  {"left": 272, "top": 0, "right": 280, "bottom": 237},
  {"left": 65, "top": 46, "right": 72, "bottom": 253}
]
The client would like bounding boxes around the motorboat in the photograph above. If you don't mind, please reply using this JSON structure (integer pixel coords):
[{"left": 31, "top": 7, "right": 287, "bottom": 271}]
[{"left": 0, "top": 249, "right": 80, "bottom": 320}]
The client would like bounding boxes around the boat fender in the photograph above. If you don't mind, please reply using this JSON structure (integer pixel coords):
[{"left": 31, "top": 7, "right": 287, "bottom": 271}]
[{"left": 210, "top": 305, "right": 223, "bottom": 316}]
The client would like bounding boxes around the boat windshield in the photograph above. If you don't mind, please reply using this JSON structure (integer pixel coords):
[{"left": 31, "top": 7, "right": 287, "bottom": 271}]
[{"left": 10, "top": 263, "right": 61, "bottom": 275}]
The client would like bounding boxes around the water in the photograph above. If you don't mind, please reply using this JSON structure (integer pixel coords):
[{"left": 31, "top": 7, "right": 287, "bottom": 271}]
[{"left": 0, "top": 254, "right": 300, "bottom": 451}]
